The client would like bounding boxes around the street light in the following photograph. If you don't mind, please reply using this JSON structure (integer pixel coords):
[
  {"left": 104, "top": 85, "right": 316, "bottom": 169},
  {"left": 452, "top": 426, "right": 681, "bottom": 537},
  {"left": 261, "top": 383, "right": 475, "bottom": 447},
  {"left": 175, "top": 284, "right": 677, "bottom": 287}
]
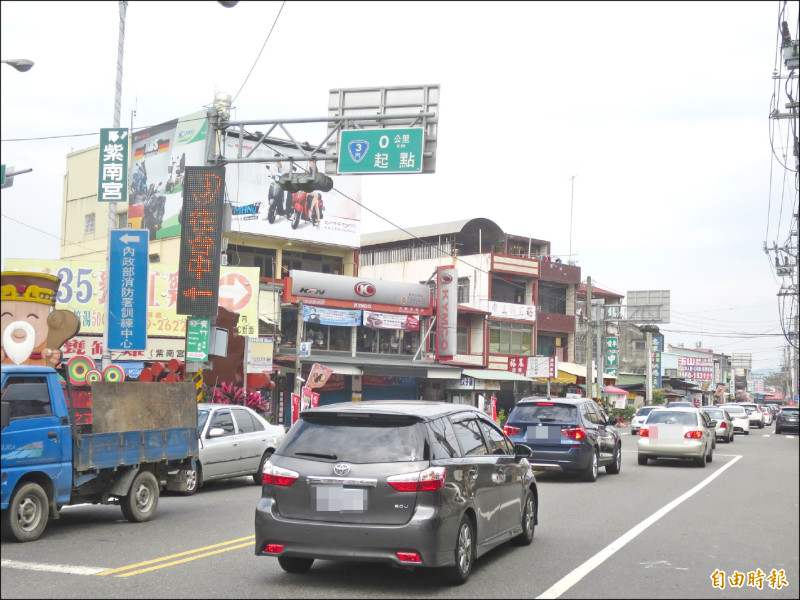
[{"left": 1, "top": 59, "right": 34, "bottom": 72}]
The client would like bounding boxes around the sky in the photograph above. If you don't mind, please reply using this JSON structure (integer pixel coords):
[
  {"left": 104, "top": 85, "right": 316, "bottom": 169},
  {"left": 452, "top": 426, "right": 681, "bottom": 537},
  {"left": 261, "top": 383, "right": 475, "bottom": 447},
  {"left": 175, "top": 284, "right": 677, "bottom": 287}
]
[{"left": 1, "top": 1, "right": 797, "bottom": 374}]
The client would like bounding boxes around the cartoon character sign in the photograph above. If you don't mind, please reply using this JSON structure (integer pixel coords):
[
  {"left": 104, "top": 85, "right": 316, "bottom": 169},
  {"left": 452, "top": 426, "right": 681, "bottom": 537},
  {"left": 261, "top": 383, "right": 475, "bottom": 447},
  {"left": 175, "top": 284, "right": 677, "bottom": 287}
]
[{"left": 1, "top": 271, "right": 81, "bottom": 367}]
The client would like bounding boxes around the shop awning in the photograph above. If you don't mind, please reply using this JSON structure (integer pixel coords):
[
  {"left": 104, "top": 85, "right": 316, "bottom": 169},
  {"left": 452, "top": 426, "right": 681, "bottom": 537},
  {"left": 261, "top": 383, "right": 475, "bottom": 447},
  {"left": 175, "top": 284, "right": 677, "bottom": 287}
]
[
  {"left": 461, "top": 369, "right": 533, "bottom": 382},
  {"left": 558, "top": 362, "right": 587, "bottom": 378},
  {"left": 534, "top": 371, "right": 577, "bottom": 384},
  {"left": 603, "top": 385, "right": 629, "bottom": 395},
  {"left": 327, "top": 364, "right": 363, "bottom": 376}
]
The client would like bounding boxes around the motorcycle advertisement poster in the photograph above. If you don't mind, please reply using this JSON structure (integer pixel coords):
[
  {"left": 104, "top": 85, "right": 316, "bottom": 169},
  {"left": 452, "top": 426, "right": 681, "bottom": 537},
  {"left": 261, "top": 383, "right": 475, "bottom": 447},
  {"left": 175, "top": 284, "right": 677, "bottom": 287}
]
[
  {"left": 128, "top": 110, "right": 208, "bottom": 241},
  {"left": 223, "top": 135, "right": 363, "bottom": 249}
]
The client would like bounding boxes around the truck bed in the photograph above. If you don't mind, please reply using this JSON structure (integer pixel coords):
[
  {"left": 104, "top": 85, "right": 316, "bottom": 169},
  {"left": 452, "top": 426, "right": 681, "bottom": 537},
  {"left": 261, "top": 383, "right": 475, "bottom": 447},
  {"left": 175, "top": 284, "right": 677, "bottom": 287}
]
[{"left": 73, "top": 427, "right": 198, "bottom": 472}]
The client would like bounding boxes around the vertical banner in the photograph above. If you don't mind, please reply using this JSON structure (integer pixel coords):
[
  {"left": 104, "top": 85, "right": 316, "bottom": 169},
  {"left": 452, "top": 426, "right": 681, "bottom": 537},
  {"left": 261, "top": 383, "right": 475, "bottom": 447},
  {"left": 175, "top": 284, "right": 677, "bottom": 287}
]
[
  {"left": 177, "top": 166, "right": 225, "bottom": 316},
  {"left": 107, "top": 230, "right": 147, "bottom": 350},
  {"left": 436, "top": 266, "right": 457, "bottom": 358},
  {"left": 651, "top": 337, "right": 662, "bottom": 390},
  {"left": 307, "top": 363, "right": 334, "bottom": 389},
  {"left": 291, "top": 393, "right": 300, "bottom": 425},
  {"left": 98, "top": 128, "right": 129, "bottom": 203},
  {"left": 311, "top": 392, "right": 320, "bottom": 408},
  {"left": 491, "top": 396, "right": 498, "bottom": 422},
  {"left": 301, "top": 386, "right": 313, "bottom": 411}
]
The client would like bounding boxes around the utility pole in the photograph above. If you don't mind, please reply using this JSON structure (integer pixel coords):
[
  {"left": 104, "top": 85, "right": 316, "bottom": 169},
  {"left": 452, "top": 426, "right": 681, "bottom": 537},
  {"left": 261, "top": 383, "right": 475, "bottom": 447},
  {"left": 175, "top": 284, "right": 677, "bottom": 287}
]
[
  {"left": 294, "top": 298, "right": 304, "bottom": 396},
  {"left": 585, "top": 277, "right": 593, "bottom": 400}
]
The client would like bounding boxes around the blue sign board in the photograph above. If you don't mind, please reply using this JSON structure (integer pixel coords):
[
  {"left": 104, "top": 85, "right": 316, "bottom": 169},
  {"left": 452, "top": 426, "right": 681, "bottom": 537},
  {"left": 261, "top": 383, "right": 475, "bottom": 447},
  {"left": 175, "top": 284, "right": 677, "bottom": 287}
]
[
  {"left": 650, "top": 336, "right": 662, "bottom": 390},
  {"left": 108, "top": 229, "right": 148, "bottom": 350}
]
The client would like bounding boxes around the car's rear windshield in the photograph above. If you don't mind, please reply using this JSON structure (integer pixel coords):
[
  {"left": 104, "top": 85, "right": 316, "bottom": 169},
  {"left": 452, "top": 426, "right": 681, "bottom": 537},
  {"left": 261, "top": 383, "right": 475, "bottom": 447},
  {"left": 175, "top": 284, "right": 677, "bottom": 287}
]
[
  {"left": 637, "top": 406, "right": 657, "bottom": 416},
  {"left": 646, "top": 411, "right": 698, "bottom": 426},
  {"left": 703, "top": 409, "right": 724, "bottom": 420},
  {"left": 780, "top": 408, "right": 798, "bottom": 416},
  {"left": 509, "top": 403, "right": 577, "bottom": 422},
  {"left": 724, "top": 405, "right": 745, "bottom": 414},
  {"left": 280, "top": 415, "right": 427, "bottom": 463}
]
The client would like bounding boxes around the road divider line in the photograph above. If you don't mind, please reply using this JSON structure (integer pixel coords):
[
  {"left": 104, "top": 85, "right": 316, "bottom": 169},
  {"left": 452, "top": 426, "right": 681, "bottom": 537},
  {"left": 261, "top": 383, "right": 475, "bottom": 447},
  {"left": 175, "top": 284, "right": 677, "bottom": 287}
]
[
  {"left": 113, "top": 542, "right": 254, "bottom": 577},
  {"left": 95, "top": 535, "right": 255, "bottom": 576},
  {"left": 537, "top": 454, "right": 743, "bottom": 599}
]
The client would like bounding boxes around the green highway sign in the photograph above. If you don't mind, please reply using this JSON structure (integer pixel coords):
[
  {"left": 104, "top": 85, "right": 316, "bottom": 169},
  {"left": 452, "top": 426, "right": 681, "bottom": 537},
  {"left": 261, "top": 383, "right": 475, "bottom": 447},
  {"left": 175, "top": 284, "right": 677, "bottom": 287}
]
[
  {"left": 186, "top": 316, "right": 211, "bottom": 361},
  {"left": 338, "top": 128, "right": 424, "bottom": 174}
]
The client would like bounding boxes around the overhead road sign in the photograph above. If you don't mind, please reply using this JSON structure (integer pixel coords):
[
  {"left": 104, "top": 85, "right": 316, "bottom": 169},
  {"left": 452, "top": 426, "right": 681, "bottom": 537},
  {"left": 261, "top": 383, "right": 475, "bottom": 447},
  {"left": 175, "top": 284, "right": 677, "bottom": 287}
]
[{"left": 338, "top": 128, "right": 424, "bottom": 174}]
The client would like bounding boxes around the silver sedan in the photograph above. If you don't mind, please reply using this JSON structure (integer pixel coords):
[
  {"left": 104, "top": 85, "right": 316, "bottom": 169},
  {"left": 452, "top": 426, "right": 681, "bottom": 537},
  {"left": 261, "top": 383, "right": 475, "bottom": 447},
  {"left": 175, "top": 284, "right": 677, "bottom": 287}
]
[{"left": 637, "top": 407, "right": 715, "bottom": 467}]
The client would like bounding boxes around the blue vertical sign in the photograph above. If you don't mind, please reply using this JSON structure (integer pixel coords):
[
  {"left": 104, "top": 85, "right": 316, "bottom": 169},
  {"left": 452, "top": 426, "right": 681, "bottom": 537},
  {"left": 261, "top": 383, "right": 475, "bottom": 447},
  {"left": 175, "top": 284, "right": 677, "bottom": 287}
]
[
  {"left": 108, "top": 229, "right": 148, "bottom": 350},
  {"left": 650, "top": 336, "right": 662, "bottom": 390}
]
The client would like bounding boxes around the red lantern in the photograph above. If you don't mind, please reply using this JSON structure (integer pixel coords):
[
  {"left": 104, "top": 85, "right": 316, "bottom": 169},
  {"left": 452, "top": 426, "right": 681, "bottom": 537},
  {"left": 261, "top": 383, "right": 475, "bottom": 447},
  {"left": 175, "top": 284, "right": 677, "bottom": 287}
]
[{"left": 139, "top": 368, "right": 153, "bottom": 382}]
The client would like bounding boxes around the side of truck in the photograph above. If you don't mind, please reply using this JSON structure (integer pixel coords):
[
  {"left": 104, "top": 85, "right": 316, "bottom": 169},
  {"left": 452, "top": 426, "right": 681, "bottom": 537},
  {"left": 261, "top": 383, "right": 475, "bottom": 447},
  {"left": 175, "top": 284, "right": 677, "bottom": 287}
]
[{"left": 1, "top": 364, "right": 199, "bottom": 542}]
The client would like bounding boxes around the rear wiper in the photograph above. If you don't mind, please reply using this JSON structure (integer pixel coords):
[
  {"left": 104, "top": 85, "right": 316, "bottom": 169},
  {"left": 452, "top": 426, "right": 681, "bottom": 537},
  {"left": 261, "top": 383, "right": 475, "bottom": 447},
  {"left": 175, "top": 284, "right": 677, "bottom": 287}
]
[{"left": 294, "top": 452, "right": 338, "bottom": 460}]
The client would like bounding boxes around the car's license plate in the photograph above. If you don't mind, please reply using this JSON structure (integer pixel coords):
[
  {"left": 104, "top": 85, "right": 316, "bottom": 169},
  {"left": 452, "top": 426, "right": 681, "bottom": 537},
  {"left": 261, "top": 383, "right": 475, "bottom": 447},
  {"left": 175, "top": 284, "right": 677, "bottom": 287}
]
[{"left": 315, "top": 486, "right": 367, "bottom": 512}]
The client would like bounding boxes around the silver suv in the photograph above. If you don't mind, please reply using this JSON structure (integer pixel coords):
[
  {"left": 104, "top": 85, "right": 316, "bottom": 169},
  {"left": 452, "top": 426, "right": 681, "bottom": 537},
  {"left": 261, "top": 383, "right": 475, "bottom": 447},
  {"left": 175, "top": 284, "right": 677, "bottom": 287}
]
[{"left": 254, "top": 400, "right": 538, "bottom": 584}]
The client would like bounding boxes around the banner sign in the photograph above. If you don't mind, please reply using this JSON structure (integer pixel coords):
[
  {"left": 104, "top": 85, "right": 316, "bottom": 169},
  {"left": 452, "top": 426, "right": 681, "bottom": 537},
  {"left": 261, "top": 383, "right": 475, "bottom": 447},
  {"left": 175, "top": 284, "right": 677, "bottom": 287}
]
[
  {"left": 436, "top": 266, "right": 457, "bottom": 358},
  {"left": 677, "top": 355, "right": 713, "bottom": 381},
  {"left": 651, "top": 337, "right": 662, "bottom": 389},
  {"left": 363, "top": 310, "right": 419, "bottom": 330},
  {"left": 128, "top": 111, "right": 208, "bottom": 239},
  {"left": 3, "top": 259, "right": 260, "bottom": 338},
  {"left": 177, "top": 165, "right": 226, "bottom": 316},
  {"left": 291, "top": 393, "right": 301, "bottom": 425},
  {"left": 223, "top": 135, "right": 363, "bottom": 248},
  {"left": 98, "top": 128, "right": 129, "bottom": 203},
  {"left": 508, "top": 356, "right": 557, "bottom": 378},
  {"left": 186, "top": 316, "right": 211, "bottom": 361},
  {"left": 289, "top": 270, "right": 431, "bottom": 310},
  {"left": 486, "top": 300, "right": 536, "bottom": 322},
  {"left": 302, "top": 305, "right": 361, "bottom": 326},
  {"left": 307, "top": 363, "right": 334, "bottom": 389},
  {"left": 61, "top": 335, "right": 186, "bottom": 362},
  {"left": 247, "top": 337, "right": 274, "bottom": 373}
]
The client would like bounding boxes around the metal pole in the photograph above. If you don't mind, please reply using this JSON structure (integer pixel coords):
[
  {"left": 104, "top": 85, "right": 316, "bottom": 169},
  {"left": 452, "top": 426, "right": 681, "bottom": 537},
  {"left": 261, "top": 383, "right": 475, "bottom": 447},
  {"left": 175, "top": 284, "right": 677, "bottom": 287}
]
[
  {"left": 645, "top": 330, "right": 653, "bottom": 405},
  {"left": 596, "top": 303, "right": 603, "bottom": 401},
  {"left": 294, "top": 299, "right": 304, "bottom": 396},
  {"left": 102, "top": 0, "right": 127, "bottom": 370},
  {"left": 585, "top": 277, "right": 592, "bottom": 400}
]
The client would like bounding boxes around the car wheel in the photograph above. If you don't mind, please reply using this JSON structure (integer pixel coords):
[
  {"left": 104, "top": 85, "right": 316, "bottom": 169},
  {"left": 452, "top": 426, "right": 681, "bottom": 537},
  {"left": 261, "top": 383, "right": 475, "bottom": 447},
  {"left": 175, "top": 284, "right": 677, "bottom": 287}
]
[
  {"left": 775, "top": 426, "right": 781, "bottom": 435},
  {"left": 695, "top": 453, "right": 706, "bottom": 468},
  {"left": 729, "top": 431, "right": 734, "bottom": 442},
  {"left": 606, "top": 445, "right": 621, "bottom": 474},
  {"left": 182, "top": 463, "right": 202, "bottom": 496},
  {"left": 745, "top": 431, "right": 750, "bottom": 435},
  {"left": 582, "top": 450, "right": 599, "bottom": 482},
  {"left": 253, "top": 450, "right": 273, "bottom": 485},
  {"left": 278, "top": 556, "right": 314, "bottom": 574},
  {"left": 512, "top": 490, "right": 536, "bottom": 546},
  {"left": 444, "top": 515, "right": 475, "bottom": 585},
  {"left": 4, "top": 482, "right": 49, "bottom": 543},
  {"left": 638, "top": 455, "right": 648, "bottom": 466},
  {"left": 706, "top": 444, "right": 713, "bottom": 463},
  {"left": 121, "top": 471, "right": 159, "bottom": 523}
]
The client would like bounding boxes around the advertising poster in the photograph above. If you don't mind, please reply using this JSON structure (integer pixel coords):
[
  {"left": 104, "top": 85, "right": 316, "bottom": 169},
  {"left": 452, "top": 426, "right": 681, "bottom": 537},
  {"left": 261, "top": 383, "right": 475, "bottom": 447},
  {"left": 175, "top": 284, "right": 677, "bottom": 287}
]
[
  {"left": 128, "top": 111, "right": 208, "bottom": 241},
  {"left": 291, "top": 393, "right": 300, "bottom": 425},
  {"left": 223, "top": 136, "right": 363, "bottom": 248},
  {"left": 302, "top": 305, "right": 361, "bottom": 327},
  {"left": 363, "top": 310, "right": 419, "bottom": 330},
  {"left": 3, "top": 259, "right": 260, "bottom": 338}
]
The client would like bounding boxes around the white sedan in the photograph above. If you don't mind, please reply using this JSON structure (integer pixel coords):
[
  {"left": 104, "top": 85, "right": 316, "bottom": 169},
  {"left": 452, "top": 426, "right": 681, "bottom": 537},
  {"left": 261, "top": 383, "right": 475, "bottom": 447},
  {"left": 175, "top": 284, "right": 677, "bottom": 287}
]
[{"left": 717, "top": 403, "right": 750, "bottom": 435}]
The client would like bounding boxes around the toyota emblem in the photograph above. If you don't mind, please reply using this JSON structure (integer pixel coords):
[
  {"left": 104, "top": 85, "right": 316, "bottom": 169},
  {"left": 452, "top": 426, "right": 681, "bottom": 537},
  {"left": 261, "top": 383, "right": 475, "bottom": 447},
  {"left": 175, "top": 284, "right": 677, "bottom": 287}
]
[{"left": 333, "top": 463, "right": 351, "bottom": 476}]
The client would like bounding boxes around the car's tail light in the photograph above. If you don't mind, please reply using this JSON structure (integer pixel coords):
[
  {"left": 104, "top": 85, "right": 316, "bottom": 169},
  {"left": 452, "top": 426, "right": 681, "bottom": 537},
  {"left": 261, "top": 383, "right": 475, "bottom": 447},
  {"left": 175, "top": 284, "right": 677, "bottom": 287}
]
[
  {"left": 720, "top": 422, "right": 727, "bottom": 429},
  {"left": 504, "top": 425, "right": 520, "bottom": 436},
  {"left": 387, "top": 467, "right": 446, "bottom": 492},
  {"left": 638, "top": 428, "right": 649, "bottom": 437},
  {"left": 263, "top": 543, "right": 284, "bottom": 553},
  {"left": 562, "top": 426, "right": 586, "bottom": 440},
  {"left": 262, "top": 461, "right": 299, "bottom": 486},
  {"left": 684, "top": 430, "right": 703, "bottom": 439},
  {"left": 396, "top": 552, "right": 422, "bottom": 563},
  {"left": 536, "top": 402, "right": 554, "bottom": 406}
]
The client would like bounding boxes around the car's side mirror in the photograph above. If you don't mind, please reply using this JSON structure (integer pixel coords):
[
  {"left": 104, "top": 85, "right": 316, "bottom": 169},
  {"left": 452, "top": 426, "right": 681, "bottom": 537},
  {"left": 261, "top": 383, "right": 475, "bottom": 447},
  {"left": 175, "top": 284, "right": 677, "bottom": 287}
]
[
  {"left": 514, "top": 444, "right": 532, "bottom": 459},
  {"left": 208, "top": 427, "right": 225, "bottom": 438},
  {"left": 709, "top": 420, "right": 717, "bottom": 427},
  {"left": 608, "top": 416, "right": 618, "bottom": 426}
]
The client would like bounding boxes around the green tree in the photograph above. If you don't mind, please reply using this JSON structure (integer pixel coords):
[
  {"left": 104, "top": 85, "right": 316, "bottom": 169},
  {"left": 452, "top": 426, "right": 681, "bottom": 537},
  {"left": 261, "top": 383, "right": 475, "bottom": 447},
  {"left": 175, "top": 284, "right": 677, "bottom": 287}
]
[{"left": 652, "top": 389, "right": 666, "bottom": 406}]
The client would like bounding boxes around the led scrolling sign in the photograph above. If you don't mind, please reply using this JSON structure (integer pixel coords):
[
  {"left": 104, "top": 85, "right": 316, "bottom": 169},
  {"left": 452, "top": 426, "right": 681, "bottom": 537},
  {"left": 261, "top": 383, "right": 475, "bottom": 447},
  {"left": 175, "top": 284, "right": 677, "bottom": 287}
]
[{"left": 177, "top": 166, "right": 225, "bottom": 316}]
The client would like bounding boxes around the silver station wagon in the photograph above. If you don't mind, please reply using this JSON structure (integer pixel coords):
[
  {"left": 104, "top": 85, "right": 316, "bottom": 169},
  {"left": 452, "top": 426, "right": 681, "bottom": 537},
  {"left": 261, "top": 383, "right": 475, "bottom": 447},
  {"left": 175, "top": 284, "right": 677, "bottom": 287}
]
[{"left": 254, "top": 400, "right": 538, "bottom": 584}]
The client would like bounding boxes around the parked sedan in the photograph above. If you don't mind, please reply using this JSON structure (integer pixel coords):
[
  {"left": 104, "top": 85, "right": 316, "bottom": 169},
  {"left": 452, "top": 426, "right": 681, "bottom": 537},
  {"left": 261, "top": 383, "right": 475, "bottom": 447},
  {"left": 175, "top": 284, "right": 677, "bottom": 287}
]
[
  {"left": 184, "top": 403, "right": 286, "bottom": 494},
  {"left": 504, "top": 397, "right": 621, "bottom": 481},
  {"left": 758, "top": 405, "right": 773, "bottom": 426},
  {"left": 630, "top": 405, "right": 658, "bottom": 436},
  {"left": 717, "top": 403, "right": 750, "bottom": 435},
  {"left": 255, "top": 401, "right": 538, "bottom": 585},
  {"left": 701, "top": 407, "right": 735, "bottom": 443},
  {"left": 637, "top": 407, "right": 715, "bottom": 467},
  {"left": 775, "top": 406, "right": 800, "bottom": 435}
]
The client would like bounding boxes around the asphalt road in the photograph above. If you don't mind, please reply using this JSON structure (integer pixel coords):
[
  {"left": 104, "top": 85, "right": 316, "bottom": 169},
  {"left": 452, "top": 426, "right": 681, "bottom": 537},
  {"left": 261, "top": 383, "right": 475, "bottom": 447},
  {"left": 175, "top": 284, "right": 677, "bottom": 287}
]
[{"left": 2, "top": 425, "right": 798, "bottom": 599}]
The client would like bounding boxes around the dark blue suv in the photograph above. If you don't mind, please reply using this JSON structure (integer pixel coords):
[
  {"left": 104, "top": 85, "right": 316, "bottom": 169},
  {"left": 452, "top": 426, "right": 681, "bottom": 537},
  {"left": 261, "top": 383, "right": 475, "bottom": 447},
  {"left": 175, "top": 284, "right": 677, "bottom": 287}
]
[{"left": 503, "top": 397, "right": 621, "bottom": 481}]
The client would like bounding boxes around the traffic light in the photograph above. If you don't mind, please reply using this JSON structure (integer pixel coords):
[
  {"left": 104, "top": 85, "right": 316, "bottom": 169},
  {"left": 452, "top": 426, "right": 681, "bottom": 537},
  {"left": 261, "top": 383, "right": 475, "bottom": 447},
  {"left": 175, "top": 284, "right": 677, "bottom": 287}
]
[{"left": 277, "top": 171, "right": 334, "bottom": 193}]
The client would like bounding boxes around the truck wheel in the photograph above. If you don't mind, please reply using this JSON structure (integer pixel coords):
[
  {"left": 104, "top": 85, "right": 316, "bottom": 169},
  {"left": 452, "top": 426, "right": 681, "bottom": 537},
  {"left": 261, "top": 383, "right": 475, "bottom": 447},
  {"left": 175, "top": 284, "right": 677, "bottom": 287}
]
[
  {"left": 253, "top": 450, "right": 273, "bottom": 485},
  {"left": 4, "top": 482, "right": 49, "bottom": 542},
  {"left": 121, "top": 471, "right": 159, "bottom": 523}
]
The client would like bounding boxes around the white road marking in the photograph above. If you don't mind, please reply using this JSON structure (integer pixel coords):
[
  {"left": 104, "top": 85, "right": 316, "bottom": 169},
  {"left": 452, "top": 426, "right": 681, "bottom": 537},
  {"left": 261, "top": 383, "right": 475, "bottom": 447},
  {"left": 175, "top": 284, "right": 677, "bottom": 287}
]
[
  {"left": 536, "top": 454, "right": 743, "bottom": 599},
  {"left": 1, "top": 559, "right": 109, "bottom": 575}
]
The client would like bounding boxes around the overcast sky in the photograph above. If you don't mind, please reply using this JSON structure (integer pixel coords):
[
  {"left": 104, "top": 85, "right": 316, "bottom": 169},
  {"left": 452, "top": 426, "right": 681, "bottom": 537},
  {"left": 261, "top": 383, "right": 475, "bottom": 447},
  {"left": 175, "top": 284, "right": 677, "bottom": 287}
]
[{"left": 1, "top": 1, "right": 797, "bottom": 373}]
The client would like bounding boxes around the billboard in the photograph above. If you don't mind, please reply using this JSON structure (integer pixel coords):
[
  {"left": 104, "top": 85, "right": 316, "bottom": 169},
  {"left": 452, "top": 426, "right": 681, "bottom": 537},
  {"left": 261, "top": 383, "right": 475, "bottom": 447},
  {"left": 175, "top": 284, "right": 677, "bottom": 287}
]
[
  {"left": 3, "top": 259, "right": 260, "bottom": 338},
  {"left": 128, "top": 111, "right": 208, "bottom": 241},
  {"left": 626, "top": 290, "right": 670, "bottom": 324},
  {"left": 223, "top": 135, "right": 363, "bottom": 248},
  {"left": 677, "top": 355, "right": 713, "bottom": 382}
]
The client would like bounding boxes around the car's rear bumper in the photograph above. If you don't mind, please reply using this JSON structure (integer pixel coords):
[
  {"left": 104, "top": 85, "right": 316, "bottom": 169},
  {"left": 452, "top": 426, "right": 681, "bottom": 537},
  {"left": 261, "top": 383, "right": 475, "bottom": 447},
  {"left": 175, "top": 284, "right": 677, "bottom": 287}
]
[
  {"left": 254, "top": 496, "right": 457, "bottom": 568},
  {"left": 515, "top": 443, "right": 592, "bottom": 473},
  {"left": 637, "top": 439, "right": 705, "bottom": 459}
]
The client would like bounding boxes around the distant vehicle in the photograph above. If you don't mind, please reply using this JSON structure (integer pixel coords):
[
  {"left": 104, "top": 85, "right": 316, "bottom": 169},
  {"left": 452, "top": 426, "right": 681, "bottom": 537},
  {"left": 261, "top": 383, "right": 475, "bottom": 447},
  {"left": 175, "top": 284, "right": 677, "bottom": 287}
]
[
  {"left": 738, "top": 403, "right": 765, "bottom": 429},
  {"left": 504, "top": 397, "right": 621, "bottom": 481},
  {"left": 666, "top": 401, "right": 695, "bottom": 408},
  {"left": 186, "top": 403, "right": 285, "bottom": 494},
  {"left": 630, "top": 405, "right": 658, "bottom": 436},
  {"left": 716, "top": 403, "right": 750, "bottom": 435},
  {"left": 637, "top": 407, "right": 715, "bottom": 467},
  {"left": 758, "top": 405, "right": 773, "bottom": 426},
  {"left": 254, "top": 400, "right": 538, "bottom": 585},
  {"left": 775, "top": 407, "right": 799, "bottom": 435},
  {"left": 700, "top": 407, "right": 735, "bottom": 443}
]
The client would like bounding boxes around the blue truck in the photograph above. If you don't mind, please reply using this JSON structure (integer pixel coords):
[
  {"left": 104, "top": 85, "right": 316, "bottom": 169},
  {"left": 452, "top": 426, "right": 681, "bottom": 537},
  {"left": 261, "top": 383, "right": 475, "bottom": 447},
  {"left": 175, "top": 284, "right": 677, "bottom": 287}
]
[{"left": 1, "top": 364, "right": 199, "bottom": 542}]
